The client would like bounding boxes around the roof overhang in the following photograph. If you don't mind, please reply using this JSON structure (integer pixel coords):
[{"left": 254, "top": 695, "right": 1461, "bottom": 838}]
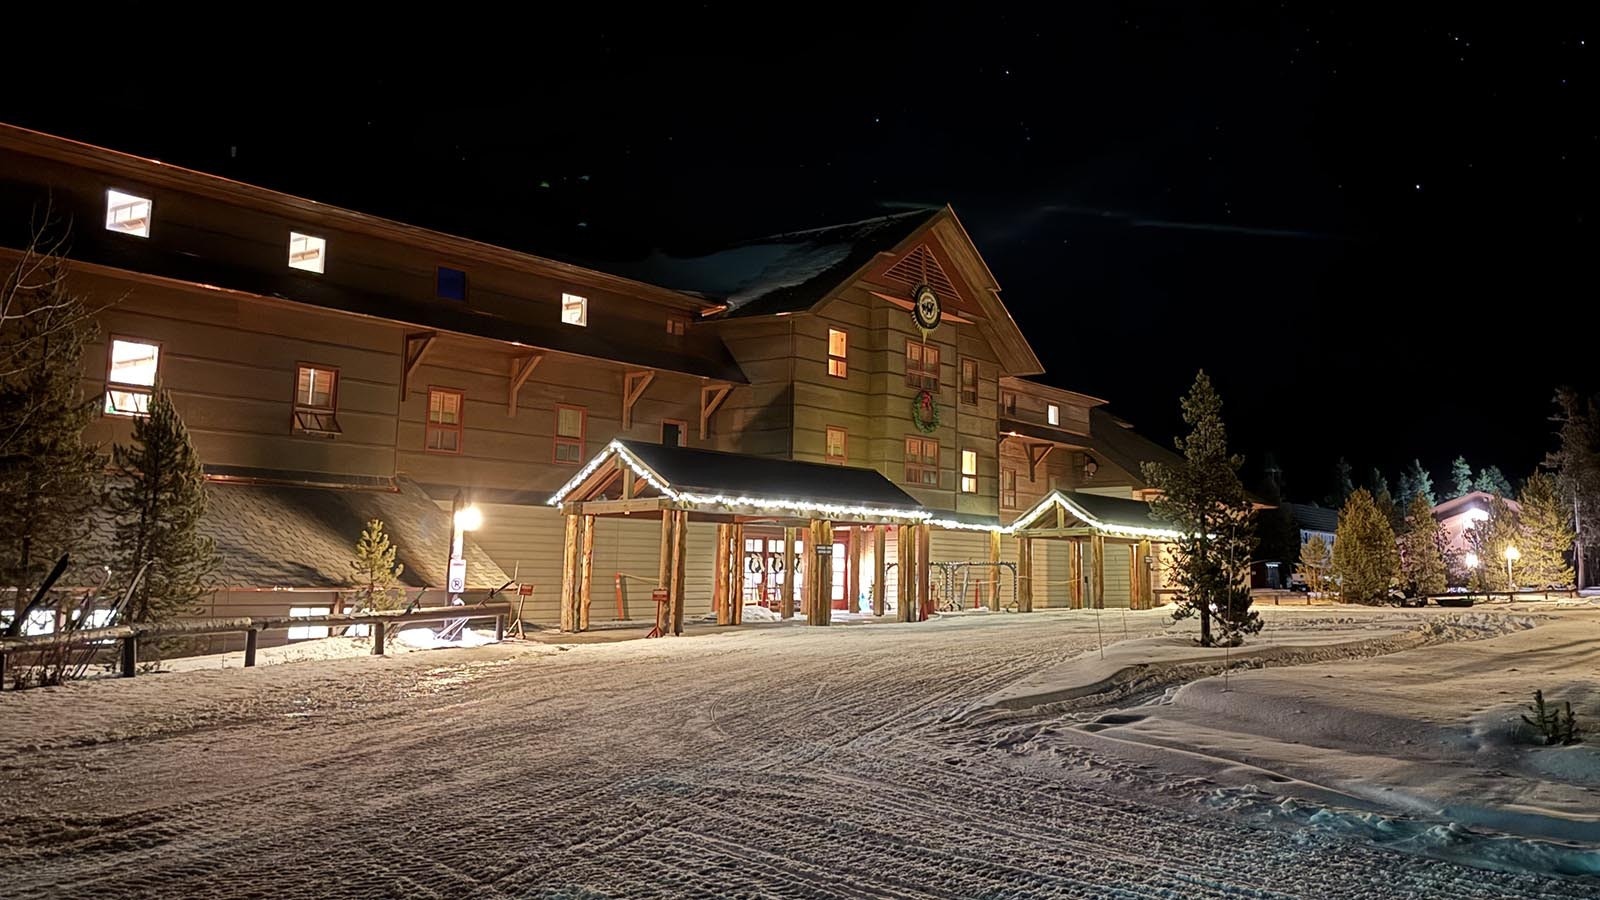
[{"left": 1006, "top": 491, "right": 1183, "bottom": 541}]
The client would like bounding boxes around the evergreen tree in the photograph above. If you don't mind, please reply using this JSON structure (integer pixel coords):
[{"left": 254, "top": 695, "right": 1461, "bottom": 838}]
[
  {"left": 1367, "top": 467, "right": 1390, "bottom": 499},
  {"left": 1297, "top": 533, "right": 1331, "bottom": 595},
  {"left": 1450, "top": 456, "right": 1475, "bottom": 499},
  {"left": 1329, "top": 457, "right": 1355, "bottom": 507},
  {"left": 107, "top": 386, "right": 216, "bottom": 623},
  {"left": 1517, "top": 472, "right": 1575, "bottom": 590},
  {"left": 1332, "top": 488, "right": 1400, "bottom": 604},
  {"left": 1397, "top": 493, "right": 1448, "bottom": 597},
  {"left": 0, "top": 242, "right": 102, "bottom": 614},
  {"left": 1464, "top": 494, "right": 1519, "bottom": 591},
  {"left": 1550, "top": 389, "right": 1600, "bottom": 589},
  {"left": 1399, "top": 459, "right": 1436, "bottom": 508},
  {"left": 349, "top": 518, "right": 405, "bottom": 611},
  {"left": 1373, "top": 482, "right": 1401, "bottom": 531},
  {"left": 1142, "top": 371, "right": 1259, "bottom": 646},
  {"left": 1474, "top": 465, "right": 1513, "bottom": 497}
]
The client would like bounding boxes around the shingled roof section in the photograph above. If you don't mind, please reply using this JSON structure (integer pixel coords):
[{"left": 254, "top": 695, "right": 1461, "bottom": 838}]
[
  {"left": 616, "top": 209, "right": 939, "bottom": 318},
  {"left": 1086, "top": 408, "right": 1183, "bottom": 486},
  {"left": 1060, "top": 491, "right": 1174, "bottom": 532},
  {"left": 615, "top": 440, "right": 923, "bottom": 510},
  {"left": 198, "top": 476, "right": 508, "bottom": 591}
]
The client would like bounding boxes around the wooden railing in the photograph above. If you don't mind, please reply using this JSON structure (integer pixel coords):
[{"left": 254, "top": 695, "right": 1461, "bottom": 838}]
[{"left": 0, "top": 603, "right": 515, "bottom": 689}]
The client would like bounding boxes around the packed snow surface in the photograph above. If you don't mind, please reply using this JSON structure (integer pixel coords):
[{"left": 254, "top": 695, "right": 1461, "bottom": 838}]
[{"left": 2, "top": 605, "right": 1597, "bottom": 898}]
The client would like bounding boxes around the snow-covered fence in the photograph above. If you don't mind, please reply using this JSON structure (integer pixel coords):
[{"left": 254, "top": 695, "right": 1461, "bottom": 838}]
[{"left": 0, "top": 603, "right": 515, "bottom": 689}]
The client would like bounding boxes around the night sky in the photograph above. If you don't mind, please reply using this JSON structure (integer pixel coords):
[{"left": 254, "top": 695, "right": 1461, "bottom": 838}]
[{"left": 2, "top": 5, "right": 1591, "bottom": 502}]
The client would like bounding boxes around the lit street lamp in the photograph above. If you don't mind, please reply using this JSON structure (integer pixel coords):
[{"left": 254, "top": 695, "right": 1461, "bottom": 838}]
[
  {"left": 447, "top": 494, "right": 483, "bottom": 598},
  {"left": 1503, "top": 545, "right": 1520, "bottom": 593},
  {"left": 1464, "top": 551, "right": 1480, "bottom": 571}
]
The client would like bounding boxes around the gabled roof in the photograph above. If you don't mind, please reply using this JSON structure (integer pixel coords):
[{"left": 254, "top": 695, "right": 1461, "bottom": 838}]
[
  {"left": 619, "top": 210, "right": 939, "bottom": 318},
  {"left": 1009, "top": 490, "right": 1181, "bottom": 540},
  {"left": 1285, "top": 503, "right": 1339, "bottom": 534},
  {"left": 1433, "top": 491, "right": 1520, "bottom": 520},
  {"left": 549, "top": 440, "right": 926, "bottom": 522},
  {"left": 1086, "top": 408, "right": 1183, "bottom": 488}
]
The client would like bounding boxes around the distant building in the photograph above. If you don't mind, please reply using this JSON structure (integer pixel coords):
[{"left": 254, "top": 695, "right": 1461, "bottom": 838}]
[
  {"left": 1432, "top": 491, "right": 1520, "bottom": 556},
  {"left": 1253, "top": 503, "right": 1339, "bottom": 588}
]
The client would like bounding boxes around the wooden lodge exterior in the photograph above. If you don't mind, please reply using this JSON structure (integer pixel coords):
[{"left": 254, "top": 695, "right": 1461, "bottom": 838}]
[{"left": 1, "top": 123, "right": 1184, "bottom": 639}]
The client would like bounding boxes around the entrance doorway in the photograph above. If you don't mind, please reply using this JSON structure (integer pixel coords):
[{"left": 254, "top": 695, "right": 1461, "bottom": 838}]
[{"left": 742, "top": 532, "right": 794, "bottom": 608}]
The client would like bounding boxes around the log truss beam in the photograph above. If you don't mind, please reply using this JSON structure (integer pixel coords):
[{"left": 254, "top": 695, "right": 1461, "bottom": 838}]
[
  {"left": 402, "top": 331, "right": 437, "bottom": 396},
  {"left": 507, "top": 352, "right": 544, "bottom": 416},
  {"left": 622, "top": 370, "right": 655, "bottom": 430},
  {"left": 700, "top": 382, "right": 732, "bottom": 440}
]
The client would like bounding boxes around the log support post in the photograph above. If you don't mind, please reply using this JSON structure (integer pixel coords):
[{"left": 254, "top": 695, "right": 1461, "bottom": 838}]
[
  {"left": 846, "top": 526, "right": 862, "bottom": 614},
  {"left": 371, "top": 621, "right": 386, "bottom": 655},
  {"left": 1069, "top": 538, "right": 1084, "bottom": 609},
  {"left": 896, "top": 524, "right": 915, "bottom": 622},
  {"left": 1017, "top": 537, "right": 1034, "bottom": 613},
  {"left": 805, "top": 519, "right": 834, "bottom": 625},
  {"left": 987, "top": 529, "right": 1002, "bottom": 612},
  {"left": 244, "top": 629, "right": 259, "bottom": 668},
  {"left": 578, "top": 514, "right": 595, "bottom": 631},
  {"left": 495, "top": 613, "right": 506, "bottom": 642},
  {"left": 561, "top": 513, "right": 581, "bottom": 633},
  {"left": 915, "top": 523, "right": 931, "bottom": 621},
  {"left": 670, "top": 509, "right": 689, "bottom": 635},
  {"left": 730, "top": 524, "right": 745, "bottom": 624},
  {"left": 872, "top": 526, "right": 887, "bottom": 617},
  {"left": 120, "top": 635, "right": 138, "bottom": 676},
  {"left": 1089, "top": 532, "right": 1106, "bottom": 609},
  {"left": 713, "top": 523, "right": 731, "bottom": 626},
  {"left": 781, "top": 526, "right": 798, "bottom": 619}
]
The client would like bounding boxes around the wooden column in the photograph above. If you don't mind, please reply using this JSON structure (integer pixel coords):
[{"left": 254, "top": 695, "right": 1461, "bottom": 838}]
[
  {"left": 895, "top": 524, "right": 914, "bottom": 622},
  {"left": 846, "top": 527, "right": 862, "bottom": 614},
  {"left": 806, "top": 520, "right": 833, "bottom": 625},
  {"left": 713, "top": 524, "right": 731, "bottom": 625},
  {"left": 915, "top": 523, "right": 931, "bottom": 621},
  {"left": 656, "top": 512, "right": 672, "bottom": 635},
  {"left": 560, "top": 513, "right": 581, "bottom": 633},
  {"left": 668, "top": 509, "right": 688, "bottom": 636},
  {"left": 1089, "top": 532, "right": 1106, "bottom": 609},
  {"left": 872, "top": 526, "right": 887, "bottom": 617},
  {"left": 1129, "top": 541, "right": 1143, "bottom": 611},
  {"left": 1017, "top": 536, "right": 1033, "bottom": 613},
  {"left": 1136, "top": 539, "right": 1155, "bottom": 609},
  {"left": 730, "top": 523, "right": 745, "bottom": 625},
  {"left": 987, "top": 529, "right": 1002, "bottom": 612},
  {"left": 781, "top": 526, "right": 798, "bottom": 619},
  {"left": 1069, "top": 538, "right": 1084, "bottom": 609},
  {"left": 578, "top": 514, "right": 595, "bottom": 631}
]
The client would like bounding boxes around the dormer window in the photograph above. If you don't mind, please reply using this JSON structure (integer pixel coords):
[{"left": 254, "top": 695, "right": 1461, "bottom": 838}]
[
  {"left": 288, "top": 232, "right": 326, "bottom": 274},
  {"left": 105, "top": 190, "right": 151, "bottom": 237},
  {"left": 562, "top": 292, "right": 588, "bottom": 326}
]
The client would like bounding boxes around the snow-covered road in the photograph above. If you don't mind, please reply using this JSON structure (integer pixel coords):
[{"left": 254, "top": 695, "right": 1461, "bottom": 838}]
[{"left": 1, "top": 608, "right": 1593, "bottom": 898}]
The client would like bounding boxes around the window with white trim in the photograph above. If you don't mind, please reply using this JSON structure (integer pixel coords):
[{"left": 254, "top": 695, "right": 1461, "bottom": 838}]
[
  {"left": 961, "top": 449, "right": 979, "bottom": 493},
  {"left": 1047, "top": 403, "right": 1060, "bottom": 426},
  {"left": 1001, "top": 468, "right": 1018, "bottom": 509},
  {"left": 287, "top": 606, "right": 332, "bottom": 640},
  {"left": 105, "top": 338, "right": 159, "bottom": 416},
  {"left": 288, "top": 232, "right": 326, "bottom": 273},
  {"left": 827, "top": 329, "right": 848, "bottom": 378},
  {"left": 826, "top": 426, "right": 847, "bottom": 463},
  {"left": 561, "top": 293, "right": 588, "bottom": 326},
  {"left": 105, "top": 189, "right": 152, "bottom": 237},
  {"left": 293, "top": 365, "right": 341, "bottom": 436}
]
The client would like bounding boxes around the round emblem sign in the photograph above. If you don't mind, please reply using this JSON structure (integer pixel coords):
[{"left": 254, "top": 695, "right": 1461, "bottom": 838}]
[{"left": 911, "top": 284, "right": 942, "bottom": 331}]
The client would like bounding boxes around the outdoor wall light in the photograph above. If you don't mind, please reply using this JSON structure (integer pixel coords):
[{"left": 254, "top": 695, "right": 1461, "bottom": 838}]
[{"left": 454, "top": 505, "right": 484, "bottom": 532}]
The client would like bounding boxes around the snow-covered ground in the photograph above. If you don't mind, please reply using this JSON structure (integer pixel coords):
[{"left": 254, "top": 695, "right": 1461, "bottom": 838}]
[{"left": 2, "top": 606, "right": 1597, "bottom": 897}]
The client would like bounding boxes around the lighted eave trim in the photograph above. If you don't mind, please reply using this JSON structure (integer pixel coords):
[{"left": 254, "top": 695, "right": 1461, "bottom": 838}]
[
  {"left": 1004, "top": 491, "right": 1184, "bottom": 541},
  {"left": 547, "top": 440, "right": 672, "bottom": 506}
]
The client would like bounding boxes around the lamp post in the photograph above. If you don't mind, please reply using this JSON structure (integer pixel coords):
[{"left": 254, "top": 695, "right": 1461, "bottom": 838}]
[
  {"left": 1503, "top": 545, "right": 1520, "bottom": 593},
  {"left": 447, "top": 492, "right": 483, "bottom": 599}
]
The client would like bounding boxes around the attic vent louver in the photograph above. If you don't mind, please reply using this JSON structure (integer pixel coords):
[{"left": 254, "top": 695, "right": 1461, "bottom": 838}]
[{"left": 880, "top": 244, "right": 960, "bottom": 303}]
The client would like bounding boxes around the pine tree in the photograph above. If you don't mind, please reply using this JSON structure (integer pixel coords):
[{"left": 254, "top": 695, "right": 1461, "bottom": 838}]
[
  {"left": 1142, "top": 371, "right": 1259, "bottom": 647},
  {"left": 1474, "top": 465, "right": 1513, "bottom": 497},
  {"left": 1397, "top": 492, "right": 1447, "bottom": 597},
  {"left": 1517, "top": 472, "right": 1575, "bottom": 590},
  {"left": 349, "top": 518, "right": 405, "bottom": 611},
  {"left": 107, "top": 386, "right": 216, "bottom": 623},
  {"left": 0, "top": 241, "right": 103, "bottom": 614},
  {"left": 1332, "top": 488, "right": 1400, "bottom": 604},
  {"left": 1465, "top": 494, "right": 1519, "bottom": 591},
  {"left": 1450, "top": 456, "right": 1475, "bottom": 499},
  {"left": 1297, "top": 533, "right": 1331, "bottom": 595},
  {"left": 1328, "top": 457, "right": 1355, "bottom": 507},
  {"left": 1400, "top": 459, "right": 1436, "bottom": 508},
  {"left": 1373, "top": 482, "right": 1401, "bottom": 532},
  {"left": 1549, "top": 389, "right": 1600, "bottom": 589}
]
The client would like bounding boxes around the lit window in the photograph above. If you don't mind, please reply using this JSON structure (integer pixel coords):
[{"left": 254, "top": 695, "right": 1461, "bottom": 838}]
[
  {"left": 1001, "top": 468, "right": 1018, "bottom": 509},
  {"left": 293, "top": 365, "right": 341, "bottom": 436},
  {"left": 1047, "top": 403, "right": 1060, "bottom": 426},
  {"left": 827, "top": 329, "right": 848, "bottom": 378},
  {"left": 666, "top": 313, "right": 691, "bottom": 336},
  {"left": 288, "top": 232, "right": 326, "bottom": 273},
  {"left": 287, "top": 606, "right": 331, "bottom": 640},
  {"left": 1001, "top": 391, "right": 1018, "bottom": 417},
  {"left": 426, "top": 388, "right": 464, "bottom": 454},
  {"left": 906, "top": 341, "right": 939, "bottom": 390},
  {"left": 437, "top": 267, "right": 467, "bottom": 301},
  {"left": 905, "top": 436, "right": 939, "bottom": 486},
  {"left": 554, "top": 405, "right": 586, "bottom": 464},
  {"left": 826, "top": 426, "right": 847, "bottom": 463},
  {"left": 105, "top": 338, "right": 160, "bottom": 416},
  {"left": 960, "top": 358, "right": 978, "bottom": 405},
  {"left": 961, "top": 449, "right": 978, "bottom": 493},
  {"left": 561, "top": 293, "right": 588, "bottom": 326},
  {"left": 105, "top": 189, "right": 151, "bottom": 237}
]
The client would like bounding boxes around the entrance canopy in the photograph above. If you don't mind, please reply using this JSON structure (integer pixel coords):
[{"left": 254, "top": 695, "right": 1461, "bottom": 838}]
[
  {"left": 548, "top": 440, "right": 927, "bottom": 525},
  {"left": 1009, "top": 490, "right": 1182, "bottom": 540}
]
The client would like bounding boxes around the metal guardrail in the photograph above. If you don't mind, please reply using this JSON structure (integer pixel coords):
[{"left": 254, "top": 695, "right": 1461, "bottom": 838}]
[{"left": 0, "top": 603, "right": 515, "bottom": 689}]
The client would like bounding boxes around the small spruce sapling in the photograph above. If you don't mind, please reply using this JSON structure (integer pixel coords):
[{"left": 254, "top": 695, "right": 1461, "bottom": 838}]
[{"left": 349, "top": 518, "right": 405, "bottom": 611}]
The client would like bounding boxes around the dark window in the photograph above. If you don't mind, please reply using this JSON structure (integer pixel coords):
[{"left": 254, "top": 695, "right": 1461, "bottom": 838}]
[
  {"left": 437, "top": 267, "right": 468, "bottom": 301},
  {"left": 662, "top": 421, "right": 683, "bottom": 447}
]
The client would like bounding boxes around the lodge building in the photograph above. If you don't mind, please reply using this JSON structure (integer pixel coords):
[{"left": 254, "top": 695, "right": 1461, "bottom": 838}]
[{"left": 0, "top": 123, "right": 1183, "bottom": 638}]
